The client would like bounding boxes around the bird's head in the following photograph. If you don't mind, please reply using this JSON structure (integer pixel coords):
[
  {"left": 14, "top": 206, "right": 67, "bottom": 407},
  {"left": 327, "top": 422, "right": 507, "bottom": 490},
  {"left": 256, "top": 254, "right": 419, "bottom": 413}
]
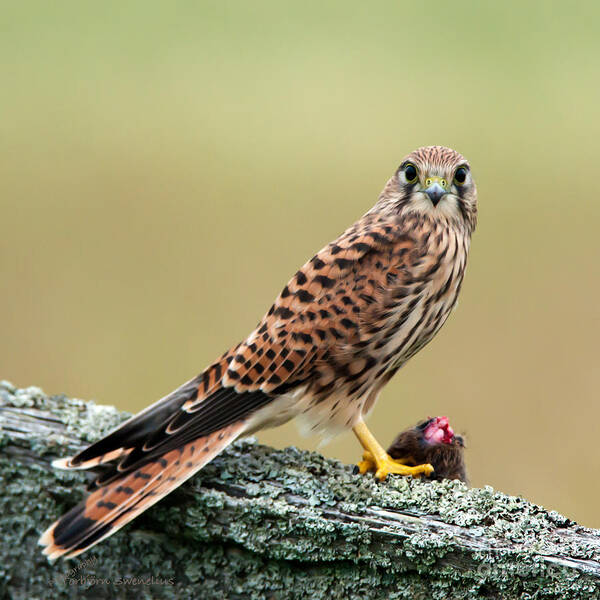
[{"left": 376, "top": 145, "right": 477, "bottom": 231}]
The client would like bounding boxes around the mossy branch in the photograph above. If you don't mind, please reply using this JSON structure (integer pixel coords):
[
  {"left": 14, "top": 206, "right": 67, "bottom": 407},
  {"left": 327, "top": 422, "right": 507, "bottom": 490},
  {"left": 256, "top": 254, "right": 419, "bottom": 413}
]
[{"left": 1, "top": 380, "right": 599, "bottom": 599}]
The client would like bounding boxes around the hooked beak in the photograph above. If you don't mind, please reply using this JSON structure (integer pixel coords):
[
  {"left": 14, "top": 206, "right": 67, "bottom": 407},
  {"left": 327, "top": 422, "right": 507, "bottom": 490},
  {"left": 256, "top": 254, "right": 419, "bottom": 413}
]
[{"left": 424, "top": 176, "right": 448, "bottom": 206}]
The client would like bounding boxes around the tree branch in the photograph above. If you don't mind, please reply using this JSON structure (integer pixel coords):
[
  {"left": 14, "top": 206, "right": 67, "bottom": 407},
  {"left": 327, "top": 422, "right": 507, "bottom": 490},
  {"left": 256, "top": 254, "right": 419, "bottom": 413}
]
[{"left": 1, "top": 380, "right": 599, "bottom": 599}]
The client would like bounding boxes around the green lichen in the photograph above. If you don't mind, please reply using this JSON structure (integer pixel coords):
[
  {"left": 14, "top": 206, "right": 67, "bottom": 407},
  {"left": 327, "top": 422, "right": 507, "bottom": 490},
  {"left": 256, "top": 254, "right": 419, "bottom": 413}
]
[{"left": 1, "top": 381, "right": 599, "bottom": 599}]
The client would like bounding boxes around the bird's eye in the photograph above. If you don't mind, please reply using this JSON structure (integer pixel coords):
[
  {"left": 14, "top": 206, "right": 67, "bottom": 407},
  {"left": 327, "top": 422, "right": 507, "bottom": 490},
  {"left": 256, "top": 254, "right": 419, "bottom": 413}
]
[
  {"left": 454, "top": 167, "right": 468, "bottom": 185},
  {"left": 404, "top": 163, "right": 418, "bottom": 183}
]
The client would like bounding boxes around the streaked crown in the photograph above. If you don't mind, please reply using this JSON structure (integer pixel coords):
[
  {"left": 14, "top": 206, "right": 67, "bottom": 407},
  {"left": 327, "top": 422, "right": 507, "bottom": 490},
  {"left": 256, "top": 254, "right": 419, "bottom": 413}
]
[{"left": 375, "top": 145, "right": 477, "bottom": 231}]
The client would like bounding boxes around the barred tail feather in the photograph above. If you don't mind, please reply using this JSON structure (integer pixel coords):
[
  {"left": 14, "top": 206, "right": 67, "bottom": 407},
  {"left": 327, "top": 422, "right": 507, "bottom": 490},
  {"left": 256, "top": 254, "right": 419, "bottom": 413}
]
[
  {"left": 40, "top": 322, "right": 308, "bottom": 558},
  {"left": 52, "top": 447, "right": 133, "bottom": 470},
  {"left": 39, "top": 421, "right": 245, "bottom": 559},
  {"left": 55, "top": 375, "right": 206, "bottom": 471}
]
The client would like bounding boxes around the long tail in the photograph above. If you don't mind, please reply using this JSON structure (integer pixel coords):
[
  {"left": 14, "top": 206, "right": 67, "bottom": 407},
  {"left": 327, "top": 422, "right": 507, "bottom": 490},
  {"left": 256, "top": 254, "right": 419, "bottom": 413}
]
[
  {"left": 39, "top": 295, "right": 315, "bottom": 559},
  {"left": 38, "top": 351, "right": 278, "bottom": 559},
  {"left": 39, "top": 422, "right": 244, "bottom": 559}
]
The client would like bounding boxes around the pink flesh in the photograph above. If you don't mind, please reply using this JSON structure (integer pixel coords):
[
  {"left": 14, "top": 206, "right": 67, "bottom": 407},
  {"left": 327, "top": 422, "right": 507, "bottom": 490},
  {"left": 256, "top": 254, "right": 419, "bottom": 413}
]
[{"left": 423, "top": 416, "right": 454, "bottom": 445}]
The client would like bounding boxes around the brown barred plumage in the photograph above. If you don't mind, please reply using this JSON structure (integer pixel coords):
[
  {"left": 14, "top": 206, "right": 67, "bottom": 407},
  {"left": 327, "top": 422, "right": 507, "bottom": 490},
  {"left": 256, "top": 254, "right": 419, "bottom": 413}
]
[{"left": 40, "top": 145, "right": 477, "bottom": 558}]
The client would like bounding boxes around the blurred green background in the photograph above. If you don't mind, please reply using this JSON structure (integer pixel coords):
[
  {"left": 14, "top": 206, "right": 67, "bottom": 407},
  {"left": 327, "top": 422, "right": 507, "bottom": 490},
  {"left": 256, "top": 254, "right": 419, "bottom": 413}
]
[{"left": 2, "top": 2, "right": 599, "bottom": 527}]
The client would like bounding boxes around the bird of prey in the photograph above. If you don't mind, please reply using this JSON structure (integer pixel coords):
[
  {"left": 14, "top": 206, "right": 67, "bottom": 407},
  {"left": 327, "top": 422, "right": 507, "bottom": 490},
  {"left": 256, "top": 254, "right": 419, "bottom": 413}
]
[
  {"left": 386, "top": 416, "right": 468, "bottom": 483},
  {"left": 40, "top": 145, "right": 477, "bottom": 559}
]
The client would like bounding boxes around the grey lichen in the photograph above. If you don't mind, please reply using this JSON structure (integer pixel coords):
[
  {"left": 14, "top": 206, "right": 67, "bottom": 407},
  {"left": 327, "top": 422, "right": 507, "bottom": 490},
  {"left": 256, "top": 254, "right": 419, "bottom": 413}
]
[{"left": 1, "top": 381, "right": 599, "bottom": 600}]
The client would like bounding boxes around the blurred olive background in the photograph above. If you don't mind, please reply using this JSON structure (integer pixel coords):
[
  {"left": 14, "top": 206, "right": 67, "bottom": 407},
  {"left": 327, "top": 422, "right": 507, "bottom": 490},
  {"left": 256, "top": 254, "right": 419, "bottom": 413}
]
[{"left": 2, "top": 2, "right": 599, "bottom": 526}]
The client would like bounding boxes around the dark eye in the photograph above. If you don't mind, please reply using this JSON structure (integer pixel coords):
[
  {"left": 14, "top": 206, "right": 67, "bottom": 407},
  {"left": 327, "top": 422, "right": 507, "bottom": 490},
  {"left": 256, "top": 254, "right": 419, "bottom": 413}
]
[
  {"left": 404, "top": 163, "right": 418, "bottom": 183},
  {"left": 454, "top": 167, "right": 468, "bottom": 185}
]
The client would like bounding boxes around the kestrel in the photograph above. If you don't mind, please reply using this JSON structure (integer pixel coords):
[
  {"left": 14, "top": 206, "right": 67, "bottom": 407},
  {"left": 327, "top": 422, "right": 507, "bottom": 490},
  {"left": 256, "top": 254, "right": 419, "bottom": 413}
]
[{"left": 40, "top": 145, "right": 477, "bottom": 559}]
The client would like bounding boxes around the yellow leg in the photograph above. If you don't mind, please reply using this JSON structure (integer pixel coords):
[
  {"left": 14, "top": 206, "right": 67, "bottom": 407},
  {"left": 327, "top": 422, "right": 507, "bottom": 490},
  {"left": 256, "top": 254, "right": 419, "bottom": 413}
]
[{"left": 352, "top": 421, "right": 434, "bottom": 481}]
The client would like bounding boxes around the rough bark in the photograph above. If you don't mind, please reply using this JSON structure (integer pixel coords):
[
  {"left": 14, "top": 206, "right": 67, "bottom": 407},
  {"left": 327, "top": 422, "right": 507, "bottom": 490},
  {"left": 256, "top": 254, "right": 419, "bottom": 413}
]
[{"left": 0, "top": 380, "right": 599, "bottom": 599}]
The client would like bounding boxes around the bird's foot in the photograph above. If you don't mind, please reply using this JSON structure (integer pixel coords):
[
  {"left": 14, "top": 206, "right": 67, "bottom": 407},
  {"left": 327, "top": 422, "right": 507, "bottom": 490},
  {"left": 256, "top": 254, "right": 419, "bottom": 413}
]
[{"left": 356, "top": 450, "right": 434, "bottom": 481}]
